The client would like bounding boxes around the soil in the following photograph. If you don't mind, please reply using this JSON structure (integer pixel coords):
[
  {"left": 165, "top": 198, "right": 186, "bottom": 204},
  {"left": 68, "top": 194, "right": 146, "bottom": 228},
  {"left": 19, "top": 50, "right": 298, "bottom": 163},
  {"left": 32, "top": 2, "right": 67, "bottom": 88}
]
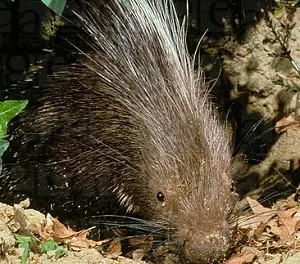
[{"left": 0, "top": 201, "right": 147, "bottom": 264}]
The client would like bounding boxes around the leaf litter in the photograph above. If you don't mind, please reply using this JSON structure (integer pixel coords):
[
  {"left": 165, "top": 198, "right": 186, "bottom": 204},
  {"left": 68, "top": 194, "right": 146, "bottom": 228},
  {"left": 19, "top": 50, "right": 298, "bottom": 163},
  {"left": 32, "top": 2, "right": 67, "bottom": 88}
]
[
  {"left": 226, "top": 193, "right": 300, "bottom": 263},
  {"left": 0, "top": 200, "right": 146, "bottom": 263}
]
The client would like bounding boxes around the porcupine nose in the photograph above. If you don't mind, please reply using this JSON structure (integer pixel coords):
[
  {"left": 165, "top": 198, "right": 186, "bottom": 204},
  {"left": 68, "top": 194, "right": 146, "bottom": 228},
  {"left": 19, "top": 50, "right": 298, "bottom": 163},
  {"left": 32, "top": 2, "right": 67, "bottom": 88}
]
[{"left": 184, "top": 232, "right": 229, "bottom": 263}]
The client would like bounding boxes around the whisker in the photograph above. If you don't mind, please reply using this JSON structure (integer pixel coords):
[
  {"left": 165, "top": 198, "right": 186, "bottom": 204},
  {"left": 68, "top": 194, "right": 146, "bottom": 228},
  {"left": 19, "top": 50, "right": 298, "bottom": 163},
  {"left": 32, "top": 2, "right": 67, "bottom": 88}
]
[
  {"left": 240, "top": 125, "right": 277, "bottom": 155},
  {"left": 235, "top": 118, "right": 265, "bottom": 152}
]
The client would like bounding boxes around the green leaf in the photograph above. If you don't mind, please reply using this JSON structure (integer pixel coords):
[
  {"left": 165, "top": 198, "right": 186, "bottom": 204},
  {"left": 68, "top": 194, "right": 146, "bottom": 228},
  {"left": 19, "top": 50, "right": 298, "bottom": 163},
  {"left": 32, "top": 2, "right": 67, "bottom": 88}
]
[
  {"left": 15, "top": 235, "right": 32, "bottom": 264},
  {"left": 41, "top": 240, "right": 58, "bottom": 253},
  {"left": 274, "top": 6, "right": 286, "bottom": 19},
  {"left": 0, "top": 100, "right": 28, "bottom": 138},
  {"left": 55, "top": 246, "right": 68, "bottom": 258},
  {"left": 41, "top": 0, "right": 67, "bottom": 15},
  {"left": 0, "top": 139, "right": 9, "bottom": 158}
]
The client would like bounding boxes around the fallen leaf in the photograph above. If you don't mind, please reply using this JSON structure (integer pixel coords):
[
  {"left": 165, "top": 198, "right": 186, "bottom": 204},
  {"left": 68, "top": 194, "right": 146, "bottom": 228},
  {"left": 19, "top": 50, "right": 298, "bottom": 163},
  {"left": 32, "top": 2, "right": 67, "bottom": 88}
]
[
  {"left": 225, "top": 246, "right": 257, "bottom": 264},
  {"left": 132, "top": 249, "right": 145, "bottom": 261},
  {"left": 269, "top": 209, "right": 299, "bottom": 245},
  {"left": 290, "top": 158, "right": 300, "bottom": 172},
  {"left": 106, "top": 238, "right": 122, "bottom": 256},
  {"left": 39, "top": 214, "right": 108, "bottom": 250},
  {"left": 275, "top": 115, "right": 300, "bottom": 133},
  {"left": 238, "top": 198, "right": 276, "bottom": 230}
]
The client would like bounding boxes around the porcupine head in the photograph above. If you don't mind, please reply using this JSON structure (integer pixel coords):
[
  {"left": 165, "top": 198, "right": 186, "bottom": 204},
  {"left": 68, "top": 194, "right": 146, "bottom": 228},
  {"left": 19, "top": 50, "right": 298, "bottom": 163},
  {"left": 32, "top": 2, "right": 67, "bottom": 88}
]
[{"left": 71, "top": 0, "right": 237, "bottom": 263}]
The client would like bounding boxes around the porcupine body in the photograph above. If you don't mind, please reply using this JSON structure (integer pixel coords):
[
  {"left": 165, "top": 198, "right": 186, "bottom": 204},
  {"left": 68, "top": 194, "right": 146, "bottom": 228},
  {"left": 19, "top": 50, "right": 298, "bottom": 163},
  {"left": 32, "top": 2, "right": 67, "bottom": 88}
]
[{"left": 1, "top": 0, "right": 237, "bottom": 263}]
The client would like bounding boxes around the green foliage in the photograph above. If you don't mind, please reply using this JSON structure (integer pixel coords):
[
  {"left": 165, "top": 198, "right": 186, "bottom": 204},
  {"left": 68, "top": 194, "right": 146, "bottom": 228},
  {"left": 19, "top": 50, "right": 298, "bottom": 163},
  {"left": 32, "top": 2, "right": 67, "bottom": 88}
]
[
  {"left": 0, "top": 100, "right": 28, "bottom": 138},
  {"left": 0, "top": 100, "right": 28, "bottom": 168},
  {"left": 55, "top": 246, "right": 68, "bottom": 258},
  {"left": 15, "top": 236, "right": 67, "bottom": 262},
  {"left": 41, "top": 0, "right": 67, "bottom": 15},
  {"left": 274, "top": 6, "right": 286, "bottom": 19},
  {"left": 41, "top": 13, "right": 65, "bottom": 41},
  {"left": 41, "top": 240, "right": 67, "bottom": 259},
  {"left": 15, "top": 234, "right": 33, "bottom": 264},
  {"left": 0, "top": 139, "right": 9, "bottom": 160},
  {"left": 41, "top": 240, "right": 58, "bottom": 253}
]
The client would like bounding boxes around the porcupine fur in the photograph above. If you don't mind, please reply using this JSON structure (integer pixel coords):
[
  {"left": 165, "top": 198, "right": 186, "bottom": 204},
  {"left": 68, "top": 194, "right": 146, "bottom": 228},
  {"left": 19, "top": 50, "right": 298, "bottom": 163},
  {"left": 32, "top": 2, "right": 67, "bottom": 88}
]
[{"left": 1, "top": 0, "right": 237, "bottom": 262}]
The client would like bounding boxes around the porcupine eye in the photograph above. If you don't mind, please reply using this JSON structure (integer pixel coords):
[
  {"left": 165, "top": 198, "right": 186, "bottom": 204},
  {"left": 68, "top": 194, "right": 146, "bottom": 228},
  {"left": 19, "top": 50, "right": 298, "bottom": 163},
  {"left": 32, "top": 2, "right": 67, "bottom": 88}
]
[
  {"left": 156, "top": 191, "right": 165, "bottom": 203},
  {"left": 230, "top": 183, "right": 235, "bottom": 192}
]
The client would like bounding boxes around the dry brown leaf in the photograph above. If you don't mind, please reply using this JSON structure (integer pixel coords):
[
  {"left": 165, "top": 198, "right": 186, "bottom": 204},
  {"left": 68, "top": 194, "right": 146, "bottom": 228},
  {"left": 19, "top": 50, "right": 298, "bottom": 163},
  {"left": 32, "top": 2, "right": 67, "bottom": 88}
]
[
  {"left": 277, "top": 209, "right": 297, "bottom": 225},
  {"left": 39, "top": 214, "right": 54, "bottom": 240},
  {"left": 253, "top": 222, "right": 267, "bottom": 239},
  {"left": 225, "top": 247, "right": 257, "bottom": 264},
  {"left": 39, "top": 214, "right": 69, "bottom": 240},
  {"left": 7, "top": 206, "right": 42, "bottom": 235},
  {"left": 286, "top": 195, "right": 298, "bottom": 209},
  {"left": 234, "top": 193, "right": 300, "bottom": 260},
  {"left": 132, "top": 249, "right": 145, "bottom": 261},
  {"left": 238, "top": 198, "right": 276, "bottom": 230},
  {"left": 275, "top": 115, "right": 300, "bottom": 133},
  {"left": 128, "top": 236, "right": 153, "bottom": 251},
  {"left": 246, "top": 197, "right": 269, "bottom": 215},
  {"left": 268, "top": 209, "right": 299, "bottom": 245},
  {"left": 39, "top": 214, "right": 108, "bottom": 250},
  {"left": 295, "top": 219, "right": 300, "bottom": 232},
  {"left": 69, "top": 228, "right": 109, "bottom": 250},
  {"left": 52, "top": 218, "right": 77, "bottom": 239},
  {"left": 106, "top": 238, "right": 122, "bottom": 256},
  {"left": 11, "top": 208, "right": 28, "bottom": 230},
  {"left": 290, "top": 158, "right": 300, "bottom": 172}
]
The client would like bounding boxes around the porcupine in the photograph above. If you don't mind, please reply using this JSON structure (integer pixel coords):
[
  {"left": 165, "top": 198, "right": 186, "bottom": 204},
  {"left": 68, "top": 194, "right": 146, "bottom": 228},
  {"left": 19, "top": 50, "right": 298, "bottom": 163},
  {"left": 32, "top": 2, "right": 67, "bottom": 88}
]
[{"left": 0, "top": 0, "right": 237, "bottom": 263}]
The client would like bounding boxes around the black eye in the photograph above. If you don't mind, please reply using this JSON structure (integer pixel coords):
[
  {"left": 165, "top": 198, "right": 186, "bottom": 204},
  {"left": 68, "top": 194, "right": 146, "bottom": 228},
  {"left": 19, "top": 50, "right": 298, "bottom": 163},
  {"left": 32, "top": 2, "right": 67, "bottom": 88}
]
[
  {"left": 156, "top": 191, "right": 165, "bottom": 202},
  {"left": 230, "top": 184, "right": 235, "bottom": 192}
]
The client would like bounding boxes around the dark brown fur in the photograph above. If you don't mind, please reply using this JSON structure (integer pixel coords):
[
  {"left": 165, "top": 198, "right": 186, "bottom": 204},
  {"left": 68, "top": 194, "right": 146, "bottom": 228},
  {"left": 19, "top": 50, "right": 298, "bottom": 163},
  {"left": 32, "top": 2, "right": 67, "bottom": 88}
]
[{"left": 1, "top": 0, "right": 237, "bottom": 262}]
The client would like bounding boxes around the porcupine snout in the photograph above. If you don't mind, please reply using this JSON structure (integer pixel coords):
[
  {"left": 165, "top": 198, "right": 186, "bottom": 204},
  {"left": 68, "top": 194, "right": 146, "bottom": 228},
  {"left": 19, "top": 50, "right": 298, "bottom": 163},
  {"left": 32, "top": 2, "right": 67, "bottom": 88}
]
[{"left": 184, "top": 231, "right": 231, "bottom": 263}]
